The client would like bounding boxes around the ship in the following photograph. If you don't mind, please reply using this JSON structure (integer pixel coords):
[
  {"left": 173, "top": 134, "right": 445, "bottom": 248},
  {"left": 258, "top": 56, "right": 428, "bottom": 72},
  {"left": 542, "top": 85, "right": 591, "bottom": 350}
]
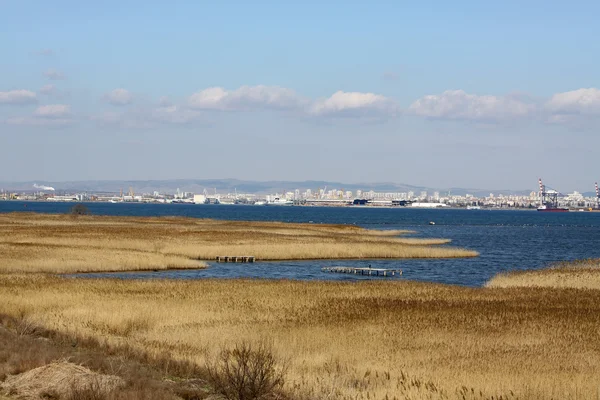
[
  {"left": 537, "top": 204, "right": 569, "bottom": 212},
  {"left": 536, "top": 178, "right": 569, "bottom": 212},
  {"left": 266, "top": 197, "right": 294, "bottom": 206}
]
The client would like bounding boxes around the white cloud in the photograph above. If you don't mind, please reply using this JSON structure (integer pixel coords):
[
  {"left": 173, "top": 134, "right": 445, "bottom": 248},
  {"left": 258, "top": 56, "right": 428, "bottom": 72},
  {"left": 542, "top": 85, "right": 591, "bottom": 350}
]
[
  {"left": 39, "top": 84, "right": 56, "bottom": 95},
  {"left": 3, "top": 104, "right": 73, "bottom": 126},
  {"left": 152, "top": 105, "right": 201, "bottom": 125},
  {"left": 188, "top": 85, "right": 306, "bottom": 111},
  {"left": 34, "top": 104, "right": 71, "bottom": 118},
  {"left": 44, "top": 69, "right": 65, "bottom": 80},
  {"left": 105, "top": 88, "right": 133, "bottom": 106},
  {"left": 309, "top": 91, "right": 399, "bottom": 117},
  {"left": 408, "top": 90, "right": 536, "bottom": 122},
  {"left": 0, "top": 90, "right": 37, "bottom": 105},
  {"left": 546, "top": 88, "right": 600, "bottom": 116}
]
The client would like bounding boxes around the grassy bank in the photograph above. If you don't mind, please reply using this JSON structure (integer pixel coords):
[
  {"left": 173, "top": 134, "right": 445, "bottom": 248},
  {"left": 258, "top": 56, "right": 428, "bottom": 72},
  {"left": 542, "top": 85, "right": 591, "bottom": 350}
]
[
  {"left": 2, "top": 274, "right": 600, "bottom": 399},
  {"left": 486, "top": 258, "right": 600, "bottom": 290},
  {"left": 0, "top": 213, "right": 477, "bottom": 274}
]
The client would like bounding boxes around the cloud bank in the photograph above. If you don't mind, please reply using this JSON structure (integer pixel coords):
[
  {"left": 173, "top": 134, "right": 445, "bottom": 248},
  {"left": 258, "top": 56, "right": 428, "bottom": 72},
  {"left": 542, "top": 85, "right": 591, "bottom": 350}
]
[
  {"left": 310, "top": 91, "right": 399, "bottom": 117},
  {"left": 546, "top": 88, "right": 600, "bottom": 116},
  {"left": 188, "top": 85, "right": 397, "bottom": 118},
  {"left": 5, "top": 83, "right": 600, "bottom": 129},
  {"left": 0, "top": 90, "right": 37, "bottom": 105},
  {"left": 5, "top": 104, "right": 73, "bottom": 126},
  {"left": 408, "top": 90, "right": 536, "bottom": 122},
  {"left": 34, "top": 104, "right": 71, "bottom": 118},
  {"left": 188, "top": 85, "right": 306, "bottom": 111}
]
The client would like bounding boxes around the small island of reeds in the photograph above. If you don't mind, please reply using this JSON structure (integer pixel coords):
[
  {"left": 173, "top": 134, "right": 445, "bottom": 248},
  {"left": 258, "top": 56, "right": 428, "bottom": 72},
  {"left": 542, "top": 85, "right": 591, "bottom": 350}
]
[{"left": 0, "top": 212, "right": 477, "bottom": 274}]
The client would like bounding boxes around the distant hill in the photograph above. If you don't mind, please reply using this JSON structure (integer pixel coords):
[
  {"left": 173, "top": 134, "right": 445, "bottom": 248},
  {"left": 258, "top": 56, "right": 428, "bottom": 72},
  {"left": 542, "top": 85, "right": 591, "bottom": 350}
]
[{"left": 0, "top": 178, "right": 536, "bottom": 197}]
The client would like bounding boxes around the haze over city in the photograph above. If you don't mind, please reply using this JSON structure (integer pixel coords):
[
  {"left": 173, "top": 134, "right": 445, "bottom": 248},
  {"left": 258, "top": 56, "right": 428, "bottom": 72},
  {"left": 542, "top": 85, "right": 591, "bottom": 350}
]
[{"left": 1, "top": 1, "right": 599, "bottom": 192}]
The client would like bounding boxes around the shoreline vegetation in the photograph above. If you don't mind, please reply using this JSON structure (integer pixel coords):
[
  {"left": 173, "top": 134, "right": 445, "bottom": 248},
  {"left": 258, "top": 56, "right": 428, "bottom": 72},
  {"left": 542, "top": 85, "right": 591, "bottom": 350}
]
[
  {"left": 1, "top": 212, "right": 600, "bottom": 399},
  {"left": 486, "top": 258, "right": 600, "bottom": 290},
  {"left": 0, "top": 212, "right": 477, "bottom": 274},
  {"left": 1, "top": 272, "right": 600, "bottom": 399}
]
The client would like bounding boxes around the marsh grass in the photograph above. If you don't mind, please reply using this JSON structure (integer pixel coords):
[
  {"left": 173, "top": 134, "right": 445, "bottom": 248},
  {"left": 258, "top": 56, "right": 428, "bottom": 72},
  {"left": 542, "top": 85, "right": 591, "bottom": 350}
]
[
  {"left": 486, "top": 259, "right": 600, "bottom": 289},
  {"left": 1, "top": 274, "right": 600, "bottom": 399},
  {"left": 0, "top": 213, "right": 476, "bottom": 274}
]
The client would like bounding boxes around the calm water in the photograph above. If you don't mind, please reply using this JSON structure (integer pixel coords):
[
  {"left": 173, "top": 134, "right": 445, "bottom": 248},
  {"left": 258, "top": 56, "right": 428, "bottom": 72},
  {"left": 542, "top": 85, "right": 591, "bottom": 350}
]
[{"left": 3, "top": 201, "right": 600, "bottom": 287}]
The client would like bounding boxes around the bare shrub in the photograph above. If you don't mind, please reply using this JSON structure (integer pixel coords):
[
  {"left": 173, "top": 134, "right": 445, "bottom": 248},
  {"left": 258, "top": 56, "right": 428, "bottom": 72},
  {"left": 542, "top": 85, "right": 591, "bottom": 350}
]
[
  {"left": 206, "top": 342, "right": 287, "bottom": 400},
  {"left": 70, "top": 203, "right": 91, "bottom": 216}
]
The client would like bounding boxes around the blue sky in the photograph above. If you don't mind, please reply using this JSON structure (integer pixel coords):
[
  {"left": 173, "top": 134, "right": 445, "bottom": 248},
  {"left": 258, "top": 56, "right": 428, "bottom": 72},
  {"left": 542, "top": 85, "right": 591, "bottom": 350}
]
[{"left": 1, "top": 0, "right": 599, "bottom": 192}]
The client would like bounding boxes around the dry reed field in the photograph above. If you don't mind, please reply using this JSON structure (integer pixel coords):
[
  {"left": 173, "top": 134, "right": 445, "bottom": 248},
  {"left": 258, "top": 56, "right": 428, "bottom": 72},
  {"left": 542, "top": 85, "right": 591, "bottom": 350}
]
[
  {"left": 2, "top": 212, "right": 598, "bottom": 399},
  {"left": 2, "top": 274, "right": 600, "bottom": 399},
  {"left": 487, "top": 259, "right": 600, "bottom": 290},
  {"left": 0, "top": 212, "right": 477, "bottom": 274}
]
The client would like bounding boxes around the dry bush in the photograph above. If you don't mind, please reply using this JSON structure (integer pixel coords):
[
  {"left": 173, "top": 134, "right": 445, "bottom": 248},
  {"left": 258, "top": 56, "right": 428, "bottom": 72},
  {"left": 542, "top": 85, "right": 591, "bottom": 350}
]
[
  {"left": 207, "top": 342, "right": 287, "bottom": 400},
  {"left": 70, "top": 204, "right": 91, "bottom": 216},
  {"left": 15, "top": 316, "right": 41, "bottom": 337}
]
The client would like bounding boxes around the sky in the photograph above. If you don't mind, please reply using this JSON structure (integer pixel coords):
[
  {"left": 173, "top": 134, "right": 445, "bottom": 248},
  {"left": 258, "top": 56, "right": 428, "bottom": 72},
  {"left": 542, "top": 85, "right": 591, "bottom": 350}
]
[{"left": 1, "top": 0, "right": 599, "bottom": 192}]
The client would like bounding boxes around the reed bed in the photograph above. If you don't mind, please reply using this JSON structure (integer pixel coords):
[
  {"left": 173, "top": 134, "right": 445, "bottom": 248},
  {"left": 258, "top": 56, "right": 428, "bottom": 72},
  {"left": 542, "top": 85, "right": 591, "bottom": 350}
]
[
  {"left": 0, "top": 213, "right": 476, "bottom": 274},
  {"left": 486, "top": 259, "right": 600, "bottom": 290},
  {"left": 1, "top": 274, "right": 599, "bottom": 399}
]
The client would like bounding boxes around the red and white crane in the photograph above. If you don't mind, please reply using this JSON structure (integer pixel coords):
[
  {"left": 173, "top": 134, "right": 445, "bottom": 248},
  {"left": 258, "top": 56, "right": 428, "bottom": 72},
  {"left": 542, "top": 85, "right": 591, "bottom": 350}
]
[{"left": 537, "top": 178, "right": 565, "bottom": 211}]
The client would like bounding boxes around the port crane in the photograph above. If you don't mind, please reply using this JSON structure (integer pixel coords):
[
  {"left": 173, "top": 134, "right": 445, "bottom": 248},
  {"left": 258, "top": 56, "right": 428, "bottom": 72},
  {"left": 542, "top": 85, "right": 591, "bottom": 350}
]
[
  {"left": 538, "top": 178, "right": 561, "bottom": 209},
  {"left": 596, "top": 182, "right": 599, "bottom": 208}
]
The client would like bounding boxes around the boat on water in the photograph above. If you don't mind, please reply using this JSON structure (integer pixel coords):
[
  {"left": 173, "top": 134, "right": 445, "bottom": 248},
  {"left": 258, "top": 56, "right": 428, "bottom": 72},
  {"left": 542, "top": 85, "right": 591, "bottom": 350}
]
[
  {"left": 537, "top": 205, "right": 569, "bottom": 212},
  {"left": 466, "top": 205, "right": 481, "bottom": 210},
  {"left": 266, "top": 197, "right": 294, "bottom": 206}
]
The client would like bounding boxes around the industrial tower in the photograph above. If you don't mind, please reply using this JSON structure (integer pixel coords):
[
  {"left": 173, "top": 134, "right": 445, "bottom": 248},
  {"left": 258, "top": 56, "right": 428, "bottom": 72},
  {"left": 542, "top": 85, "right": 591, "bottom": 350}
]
[{"left": 538, "top": 178, "right": 560, "bottom": 209}]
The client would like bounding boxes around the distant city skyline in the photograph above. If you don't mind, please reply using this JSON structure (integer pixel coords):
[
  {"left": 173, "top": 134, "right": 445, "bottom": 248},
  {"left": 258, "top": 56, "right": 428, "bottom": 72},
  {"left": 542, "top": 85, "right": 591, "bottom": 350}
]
[
  {"left": 1, "top": 177, "right": 597, "bottom": 199},
  {"left": 1, "top": 1, "right": 599, "bottom": 192}
]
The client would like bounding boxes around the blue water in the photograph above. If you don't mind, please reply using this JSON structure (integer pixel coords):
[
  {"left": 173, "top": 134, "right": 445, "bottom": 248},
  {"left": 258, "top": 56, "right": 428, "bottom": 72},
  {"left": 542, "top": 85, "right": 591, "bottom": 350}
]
[{"left": 3, "top": 201, "right": 600, "bottom": 287}]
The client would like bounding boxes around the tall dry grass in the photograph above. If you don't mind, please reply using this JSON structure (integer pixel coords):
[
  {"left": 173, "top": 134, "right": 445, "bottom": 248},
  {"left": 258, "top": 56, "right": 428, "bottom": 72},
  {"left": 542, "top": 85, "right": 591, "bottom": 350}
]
[
  {"left": 486, "top": 259, "right": 600, "bottom": 290},
  {"left": 0, "top": 213, "right": 477, "bottom": 274},
  {"left": 1, "top": 274, "right": 600, "bottom": 399}
]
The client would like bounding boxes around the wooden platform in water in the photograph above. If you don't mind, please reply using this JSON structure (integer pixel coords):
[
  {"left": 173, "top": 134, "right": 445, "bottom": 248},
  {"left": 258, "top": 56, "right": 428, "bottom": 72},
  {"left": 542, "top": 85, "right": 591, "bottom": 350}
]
[
  {"left": 216, "top": 256, "right": 256, "bottom": 263},
  {"left": 321, "top": 266, "right": 402, "bottom": 277}
]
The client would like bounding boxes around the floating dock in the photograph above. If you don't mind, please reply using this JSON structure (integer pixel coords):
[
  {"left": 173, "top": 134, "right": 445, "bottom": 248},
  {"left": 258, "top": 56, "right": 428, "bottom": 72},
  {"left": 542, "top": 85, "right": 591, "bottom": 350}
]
[
  {"left": 321, "top": 266, "right": 402, "bottom": 277},
  {"left": 216, "top": 256, "right": 256, "bottom": 263}
]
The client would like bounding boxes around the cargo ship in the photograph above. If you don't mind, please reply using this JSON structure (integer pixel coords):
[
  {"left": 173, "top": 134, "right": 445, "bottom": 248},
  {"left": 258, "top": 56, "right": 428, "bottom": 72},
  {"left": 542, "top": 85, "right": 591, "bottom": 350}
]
[{"left": 537, "top": 204, "right": 569, "bottom": 212}]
